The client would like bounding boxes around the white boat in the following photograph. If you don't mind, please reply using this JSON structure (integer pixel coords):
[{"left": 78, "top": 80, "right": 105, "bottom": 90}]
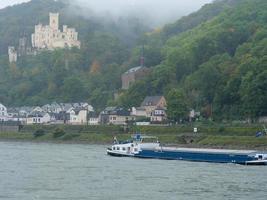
[{"left": 106, "top": 134, "right": 160, "bottom": 157}]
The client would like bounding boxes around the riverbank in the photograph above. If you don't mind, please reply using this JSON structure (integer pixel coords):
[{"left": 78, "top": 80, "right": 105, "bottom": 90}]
[{"left": 0, "top": 124, "right": 267, "bottom": 150}]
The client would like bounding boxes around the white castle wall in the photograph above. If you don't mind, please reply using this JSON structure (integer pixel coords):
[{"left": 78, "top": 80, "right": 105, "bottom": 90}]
[{"left": 31, "top": 13, "right": 80, "bottom": 50}]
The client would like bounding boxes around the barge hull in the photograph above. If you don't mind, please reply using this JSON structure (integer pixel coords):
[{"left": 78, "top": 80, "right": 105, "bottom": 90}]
[{"left": 135, "top": 149, "right": 256, "bottom": 165}]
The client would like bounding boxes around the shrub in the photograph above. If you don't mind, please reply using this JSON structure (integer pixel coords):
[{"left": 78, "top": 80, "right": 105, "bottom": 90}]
[
  {"left": 33, "top": 129, "right": 45, "bottom": 138},
  {"left": 53, "top": 128, "right": 66, "bottom": 138},
  {"left": 218, "top": 126, "right": 225, "bottom": 133},
  {"left": 62, "top": 133, "right": 80, "bottom": 140}
]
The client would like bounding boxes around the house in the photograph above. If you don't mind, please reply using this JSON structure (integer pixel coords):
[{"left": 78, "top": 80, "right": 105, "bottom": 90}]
[
  {"left": 6, "top": 107, "right": 27, "bottom": 124},
  {"left": 88, "top": 112, "right": 99, "bottom": 125},
  {"left": 69, "top": 108, "right": 88, "bottom": 125},
  {"left": 59, "top": 103, "right": 73, "bottom": 113},
  {"left": 141, "top": 96, "right": 167, "bottom": 116},
  {"left": 53, "top": 111, "right": 70, "bottom": 124},
  {"left": 0, "top": 103, "right": 8, "bottom": 122},
  {"left": 42, "top": 102, "right": 62, "bottom": 113},
  {"left": 100, "top": 107, "right": 135, "bottom": 125},
  {"left": 131, "top": 107, "right": 147, "bottom": 117},
  {"left": 17, "top": 106, "right": 34, "bottom": 117},
  {"left": 150, "top": 107, "right": 167, "bottom": 123},
  {"left": 32, "top": 106, "right": 44, "bottom": 113},
  {"left": 189, "top": 109, "right": 201, "bottom": 122},
  {"left": 121, "top": 66, "right": 150, "bottom": 90},
  {"left": 26, "top": 111, "right": 53, "bottom": 124}
]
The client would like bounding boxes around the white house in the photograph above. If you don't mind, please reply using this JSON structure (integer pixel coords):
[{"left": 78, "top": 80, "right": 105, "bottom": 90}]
[
  {"left": 88, "top": 117, "right": 99, "bottom": 125},
  {"left": 0, "top": 103, "right": 8, "bottom": 122},
  {"left": 131, "top": 107, "right": 147, "bottom": 117},
  {"left": 6, "top": 107, "right": 27, "bottom": 124},
  {"left": 150, "top": 107, "right": 167, "bottom": 123},
  {"left": 100, "top": 107, "right": 135, "bottom": 125},
  {"left": 108, "top": 115, "right": 135, "bottom": 125},
  {"left": 69, "top": 108, "right": 88, "bottom": 125},
  {"left": 26, "top": 112, "right": 53, "bottom": 124}
]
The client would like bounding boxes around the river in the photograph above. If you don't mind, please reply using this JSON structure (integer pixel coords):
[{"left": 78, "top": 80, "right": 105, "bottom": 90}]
[{"left": 0, "top": 142, "right": 266, "bottom": 200}]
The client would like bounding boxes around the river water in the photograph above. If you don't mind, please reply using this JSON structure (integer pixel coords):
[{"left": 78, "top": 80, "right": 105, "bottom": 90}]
[{"left": 0, "top": 142, "right": 266, "bottom": 200}]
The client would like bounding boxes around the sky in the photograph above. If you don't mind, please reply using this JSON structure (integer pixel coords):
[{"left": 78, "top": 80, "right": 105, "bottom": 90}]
[
  {"left": 0, "top": 0, "right": 213, "bottom": 25},
  {"left": 0, "top": 0, "right": 30, "bottom": 8}
]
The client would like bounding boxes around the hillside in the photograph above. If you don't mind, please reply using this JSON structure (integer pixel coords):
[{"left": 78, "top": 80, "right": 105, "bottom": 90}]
[
  {"left": 118, "top": 0, "right": 267, "bottom": 120},
  {"left": 0, "top": 0, "right": 266, "bottom": 120},
  {"left": 0, "top": 0, "right": 149, "bottom": 109}
]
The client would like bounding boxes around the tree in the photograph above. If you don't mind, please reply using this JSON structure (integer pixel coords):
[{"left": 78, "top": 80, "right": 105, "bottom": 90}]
[
  {"left": 90, "top": 60, "right": 101, "bottom": 74},
  {"left": 166, "top": 88, "right": 188, "bottom": 122}
]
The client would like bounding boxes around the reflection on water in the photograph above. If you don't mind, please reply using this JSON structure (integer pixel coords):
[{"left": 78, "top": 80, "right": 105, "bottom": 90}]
[{"left": 0, "top": 142, "right": 266, "bottom": 200}]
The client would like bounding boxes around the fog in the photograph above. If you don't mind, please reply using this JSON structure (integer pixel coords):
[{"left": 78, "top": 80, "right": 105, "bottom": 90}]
[
  {"left": 70, "top": 0, "right": 213, "bottom": 27},
  {"left": 0, "top": 0, "right": 31, "bottom": 9},
  {"left": 1, "top": 0, "right": 213, "bottom": 27}
]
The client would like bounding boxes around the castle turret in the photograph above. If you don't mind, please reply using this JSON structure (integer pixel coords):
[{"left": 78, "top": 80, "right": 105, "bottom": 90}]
[
  {"left": 18, "top": 37, "right": 27, "bottom": 56},
  {"left": 49, "top": 13, "right": 59, "bottom": 30},
  {"left": 8, "top": 46, "right": 17, "bottom": 63}
]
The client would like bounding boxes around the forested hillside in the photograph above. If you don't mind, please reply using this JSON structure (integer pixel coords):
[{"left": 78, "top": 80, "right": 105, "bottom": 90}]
[
  {"left": 118, "top": 0, "right": 267, "bottom": 120},
  {"left": 0, "top": 0, "right": 149, "bottom": 109},
  {"left": 0, "top": 0, "right": 266, "bottom": 120}
]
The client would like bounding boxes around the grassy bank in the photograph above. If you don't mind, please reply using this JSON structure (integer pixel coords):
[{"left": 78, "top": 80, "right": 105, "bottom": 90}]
[{"left": 0, "top": 124, "right": 266, "bottom": 150}]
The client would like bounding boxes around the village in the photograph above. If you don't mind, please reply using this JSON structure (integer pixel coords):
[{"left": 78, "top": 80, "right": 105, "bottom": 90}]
[{"left": 0, "top": 95, "right": 189, "bottom": 126}]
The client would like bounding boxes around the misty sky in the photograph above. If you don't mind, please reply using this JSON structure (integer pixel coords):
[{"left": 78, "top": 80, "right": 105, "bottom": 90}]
[
  {"left": 0, "top": 0, "right": 30, "bottom": 8},
  {"left": 0, "top": 0, "right": 213, "bottom": 25}
]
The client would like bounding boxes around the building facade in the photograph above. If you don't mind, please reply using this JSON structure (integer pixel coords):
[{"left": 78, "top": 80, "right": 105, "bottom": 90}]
[
  {"left": 121, "top": 66, "right": 150, "bottom": 90},
  {"left": 0, "top": 103, "right": 8, "bottom": 122},
  {"left": 141, "top": 96, "right": 167, "bottom": 116},
  {"left": 32, "top": 13, "right": 80, "bottom": 50}
]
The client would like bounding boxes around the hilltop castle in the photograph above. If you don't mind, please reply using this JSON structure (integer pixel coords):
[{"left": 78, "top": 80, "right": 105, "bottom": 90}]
[
  {"left": 8, "top": 13, "right": 81, "bottom": 63},
  {"left": 31, "top": 13, "right": 80, "bottom": 50}
]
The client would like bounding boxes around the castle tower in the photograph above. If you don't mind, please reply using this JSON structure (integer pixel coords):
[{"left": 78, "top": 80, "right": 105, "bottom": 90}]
[
  {"left": 8, "top": 46, "right": 17, "bottom": 63},
  {"left": 49, "top": 13, "right": 59, "bottom": 30},
  {"left": 18, "top": 37, "right": 27, "bottom": 56}
]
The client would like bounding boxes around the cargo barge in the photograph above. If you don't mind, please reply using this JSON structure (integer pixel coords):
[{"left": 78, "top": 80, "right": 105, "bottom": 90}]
[{"left": 107, "top": 135, "right": 267, "bottom": 165}]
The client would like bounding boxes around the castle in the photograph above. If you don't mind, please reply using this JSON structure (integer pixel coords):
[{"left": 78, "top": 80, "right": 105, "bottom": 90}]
[
  {"left": 8, "top": 13, "right": 81, "bottom": 63},
  {"left": 31, "top": 13, "right": 80, "bottom": 50}
]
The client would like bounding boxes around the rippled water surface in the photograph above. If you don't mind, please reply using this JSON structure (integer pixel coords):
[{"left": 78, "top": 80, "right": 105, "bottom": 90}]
[{"left": 0, "top": 142, "right": 266, "bottom": 200}]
